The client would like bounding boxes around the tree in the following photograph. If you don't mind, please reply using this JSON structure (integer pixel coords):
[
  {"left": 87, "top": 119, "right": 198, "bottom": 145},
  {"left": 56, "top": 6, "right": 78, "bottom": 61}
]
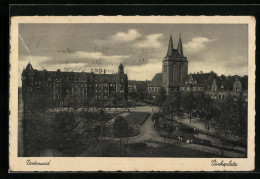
[
  {"left": 23, "top": 92, "right": 49, "bottom": 156},
  {"left": 113, "top": 116, "right": 133, "bottom": 156},
  {"left": 182, "top": 92, "right": 196, "bottom": 124},
  {"left": 173, "top": 91, "right": 182, "bottom": 114},
  {"left": 237, "top": 94, "right": 248, "bottom": 139},
  {"left": 199, "top": 95, "right": 214, "bottom": 135},
  {"left": 111, "top": 92, "right": 119, "bottom": 109},
  {"left": 85, "top": 109, "right": 110, "bottom": 156},
  {"left": 52, "top": 112, "right": 84, "bottom": 156},
  {"left": 213, "top": 97, "right": 240, "bottom": 156},
  {"left": 24, "top": 114, "right": 53, "bottom": 156},
  {"left": 155, "top": 87, "right": 167, "bottom": 108}
]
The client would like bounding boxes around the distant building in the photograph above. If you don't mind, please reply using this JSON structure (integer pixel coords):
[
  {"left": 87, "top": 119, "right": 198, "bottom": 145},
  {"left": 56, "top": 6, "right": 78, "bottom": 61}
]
[
  {"left": 179, "top": 72, "right": 248, "bottom": 102},
  {"left": 147, "top": 73, "right": 163, "bottom": 98},
  {"left": 179, "top": 72, "right": 217, "bottom": 95},
  {"left": 162, "top": 35, "right": 188, "bottom": 93},
  {"left": 149, "top": 35, "right": 248, "bottom": 102},
  {"left": 148, "top": 35, "right": 188, "bottom": 94},
  {"left": 128, "top": 80, "right": 148, "bottom": 94},
  {"left": 21, "top": 63, "right": 128, "bottom": 107},
  {"left": 204, "top": 75, "right": 248, "bottom": 102}
]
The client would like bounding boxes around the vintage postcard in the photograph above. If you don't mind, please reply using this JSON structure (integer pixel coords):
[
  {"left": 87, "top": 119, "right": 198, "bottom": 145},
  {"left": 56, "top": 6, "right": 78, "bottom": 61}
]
[{"left": 9, "top": 16, "right": 255, "bottom": 172}]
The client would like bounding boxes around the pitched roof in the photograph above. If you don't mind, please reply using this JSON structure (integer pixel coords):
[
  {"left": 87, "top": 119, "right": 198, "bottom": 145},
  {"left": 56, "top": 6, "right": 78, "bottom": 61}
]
[
  {"left": 177, "top": 36, "right": 183, "bottom": 56},
  {"left": 94, "top": 74, "right": 119, "bottom": 83},
  {"left": 148, "top": 73, "right": 162, "bottom": 87},
  {"left": 216, "top": 75, "right": 248, "bottom": 91},
  {"left": 188, "top": 72, "right": 217, "bottom": 86},
  {"left": 128, "top": 80, "right": 148, "bottom": 92},
  {"left": 239, "top": 76, "right": 248, "bottom": 91},
  {"left": 165, "top": 36, "right": 183, "bottom": 58},
  {"left": 31, "top": 69, "right": 95, "bottom": 82},
  {"left": 215, "top": 76, "right": 235, "bottom": 91},
  {"left": 128, "top": 80, "right": 147, "bottom": 85}
]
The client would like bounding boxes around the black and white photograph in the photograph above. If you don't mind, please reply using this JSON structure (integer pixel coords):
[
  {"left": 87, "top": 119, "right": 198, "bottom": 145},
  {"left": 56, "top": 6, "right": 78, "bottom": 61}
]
[{"left": 9, "top": 16, "right": 255, "bottom": 171}]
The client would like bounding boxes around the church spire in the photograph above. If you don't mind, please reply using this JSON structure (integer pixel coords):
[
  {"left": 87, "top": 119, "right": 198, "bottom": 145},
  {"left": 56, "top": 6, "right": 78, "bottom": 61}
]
[
  {"left": 166, "top": 35, "right": 174, "bottom": 57},
  {"left": 177, "top": 33, "right": 183, "bottom": 56}
]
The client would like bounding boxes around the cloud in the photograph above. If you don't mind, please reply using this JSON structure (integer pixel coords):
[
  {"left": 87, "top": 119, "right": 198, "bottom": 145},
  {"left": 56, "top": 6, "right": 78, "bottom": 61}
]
[
  {"left": 110, "top": 29, "right": 141, "bottom": 42},
  {"left": 33, "top": 51, "right": 130, "bottom": 67},
  {"left": 75, "top": 51, "right": 128, "bottom": 61},
  {"left": 125, "top": 61, "right": 162, "bottom": 81},
  {"left": 134, "top": 34, "right": 163, "bottom": 48},
  {"left": 184, "top": 37, "right": 212, "bottom": 54}
]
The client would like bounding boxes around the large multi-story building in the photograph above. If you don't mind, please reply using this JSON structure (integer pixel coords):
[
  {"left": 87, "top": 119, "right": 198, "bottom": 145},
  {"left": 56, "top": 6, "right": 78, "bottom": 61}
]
[{"left": 21, "top": 63, "right": 128, "bottom": 108}]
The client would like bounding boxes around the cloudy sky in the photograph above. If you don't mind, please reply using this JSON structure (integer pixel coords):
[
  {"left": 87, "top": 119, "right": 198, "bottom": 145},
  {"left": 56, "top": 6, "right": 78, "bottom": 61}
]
[{"left": 18, "top": 23, "right": 248, "bottom": 86}]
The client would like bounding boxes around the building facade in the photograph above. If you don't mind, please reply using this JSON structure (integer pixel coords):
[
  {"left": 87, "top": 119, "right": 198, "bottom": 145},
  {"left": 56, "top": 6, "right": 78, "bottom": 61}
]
[
  {"left": 128, "top": 80, "right": 148, "bottom": 94},
  {"left": 147, "top": 73, "right": 163, "bottom": 98},
  {"left": 179, "top": 72, "right": 248, "bottom": 102},
  {"left": 21, "top": 63, "right": 128, "bottom": 108},
  {"left": 162, "top": 35, "right": 188, "bottom": 93},
  {"left": 148, "top": 35, "right": 188, "bottom": 95}
]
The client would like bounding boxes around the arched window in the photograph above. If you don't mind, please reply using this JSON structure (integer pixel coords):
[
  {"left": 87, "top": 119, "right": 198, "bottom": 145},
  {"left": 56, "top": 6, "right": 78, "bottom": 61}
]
[
  {"left": 172, "top": 64, "right": 176, "bottom": 82},
  {"left": 180, "top": 63, "right": 183, "bottom": 82}
]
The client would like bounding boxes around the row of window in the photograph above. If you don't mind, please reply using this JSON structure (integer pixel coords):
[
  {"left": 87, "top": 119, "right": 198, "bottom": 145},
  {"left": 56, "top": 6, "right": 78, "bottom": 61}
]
[
  {"left": 148, "top": 87, "right": 159, "bottom": 92},
  {"left": 48, "top": 76, "right": 125, "bottom": 83},
  {"left": 95, "top": 95, "right": 110, "bottom": 99},
  {"left": 181, "top": 86, "right": 203, "bottom": 91},
  {"left": 34, "top": 81, "right": 42, "bottom": 85},
  {"left": 206, "top": 94, "right": 225, "bottom": 100},
  {"left": 185, "top": 81, "right": 197, "bottom": 84}
]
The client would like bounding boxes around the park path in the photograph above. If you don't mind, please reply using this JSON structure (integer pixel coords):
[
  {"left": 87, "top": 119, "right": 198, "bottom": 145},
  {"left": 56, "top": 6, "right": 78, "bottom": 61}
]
[
  {"left": 103, "top": 105, "right": 246, "bottom": 158},
  {"left": 174, "top": 115, "right": 247, "bottom": 154},
  {"left": 103, "top": 105, "right": 165, "bottom": 143},
  {"left": 175, "top": 115, "right": 216, "bottom": 135}
]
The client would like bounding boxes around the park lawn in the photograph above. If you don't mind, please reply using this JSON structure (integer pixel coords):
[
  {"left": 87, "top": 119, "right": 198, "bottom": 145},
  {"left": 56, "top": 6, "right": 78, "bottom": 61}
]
[{"left": 124, "top": 112, "right": 150, "bottom": 126}]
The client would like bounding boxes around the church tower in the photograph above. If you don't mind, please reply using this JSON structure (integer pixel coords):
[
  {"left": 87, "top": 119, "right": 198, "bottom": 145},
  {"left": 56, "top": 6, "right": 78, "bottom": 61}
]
[
  {"left": 162, "top": 35, "right": 188, "bottom": 93},
  {"left": 118, "top": 62, "right": 124, "bottom": 74}
]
